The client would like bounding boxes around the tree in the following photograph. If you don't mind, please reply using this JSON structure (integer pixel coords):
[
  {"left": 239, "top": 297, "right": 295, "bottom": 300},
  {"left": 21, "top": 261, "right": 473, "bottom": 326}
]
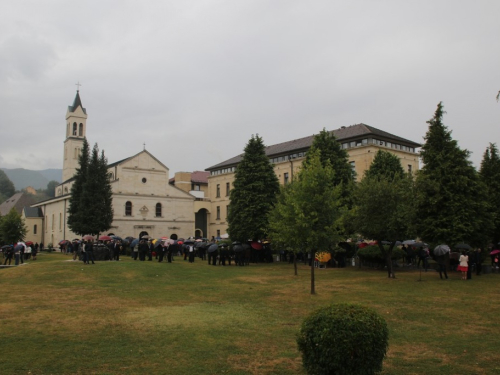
[
  {"left": 352, "top": 173, "right": 415, "bottom": 278},
  {"left": 79, "top": 144, "right": 114, "bottom": 236},
  {"left": 0, "top": 208, "right": 27, "bottom": 244},
  {"left": 269, "top": 150, "right": 343, "bottom": 293},
  {"left": 480, "top": 143, "right": 500, "bottom": 245},
  {"left": 46, "top": 180, "right": 59, "bottom": 198},
  {"left": 364, "top": 150, "right": 405, "bottom": 180},
  {"left": 0, "top": 169, "right": 16, "bottom": 199},
  {"left": 67, "top": 140, "right": 113, "bottom": 237},
  {"left": 304, "top": 128, "right": 354, "bottom": 205},
  {"left": 67, "top": 138, "right": 90, "bottom": 236},
  {"left": 416, "top": 102, "right": 492, "bottom": 247},
  {"left": 227, "top": 135, "right": 280, "bottom": 242}
]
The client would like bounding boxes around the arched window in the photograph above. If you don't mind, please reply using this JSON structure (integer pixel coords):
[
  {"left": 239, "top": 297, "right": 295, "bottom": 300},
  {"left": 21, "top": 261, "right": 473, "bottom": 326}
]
[
  {"left": 155, "top": 203, "right": 162, "bottom": 217},
  {"left": 125, "top": 201, "right": 132, "bottom": 216},
  {"left": 79, "top": 123, "right": 83, "bottom": 136},
  {"left": 73, "top": 122, "right": 77, "bottom": 135}
]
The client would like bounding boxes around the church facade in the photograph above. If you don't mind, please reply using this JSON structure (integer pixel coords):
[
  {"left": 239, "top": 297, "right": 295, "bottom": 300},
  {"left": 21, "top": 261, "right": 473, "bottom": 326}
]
[{"left": 32, "top": 92, "right": 201, "bottom": 246}]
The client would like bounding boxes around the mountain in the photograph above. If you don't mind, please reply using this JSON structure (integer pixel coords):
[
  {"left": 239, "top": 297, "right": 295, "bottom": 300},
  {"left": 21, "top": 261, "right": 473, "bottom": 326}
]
[{"left": 1, "top": 168, "right": 62, "bottom": 190}]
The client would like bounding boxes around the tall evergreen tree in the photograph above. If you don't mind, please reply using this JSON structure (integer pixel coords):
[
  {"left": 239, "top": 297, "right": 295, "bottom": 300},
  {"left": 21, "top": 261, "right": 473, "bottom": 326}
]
[
  {"left": 0, "top": 208, "right": 27, "bottom": 244},
  {"left": 80, "top": 144, "right": 114, "bottom": 236},
  {"left": 228, "top": 135, "right": 280, "bottom": 242},
  {"left": 304, "top": 128, "right": 354, "bottom": 206},
  {"left": 416, "top": 102, "right": 492, "bottom": 247},
  {"left": 480, "top": 143, "right": 500, "bottom": 244},
  {"left": 364, "top": 150, "right": 405, "bottom": 180},
  {"left": 67, "top": 138, "right": 90, "bottom": 236}
]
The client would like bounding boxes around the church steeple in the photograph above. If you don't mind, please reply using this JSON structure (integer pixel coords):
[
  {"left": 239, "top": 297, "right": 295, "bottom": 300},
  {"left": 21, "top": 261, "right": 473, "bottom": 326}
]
[{"left": 63, "top": 89, "right": 88, "bottom": 181}]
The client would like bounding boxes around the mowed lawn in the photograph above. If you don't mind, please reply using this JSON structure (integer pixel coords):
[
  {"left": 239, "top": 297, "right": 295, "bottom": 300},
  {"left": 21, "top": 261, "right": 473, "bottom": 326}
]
[{"left": 1, "top": 253, "right": 499, "bottom": 375}]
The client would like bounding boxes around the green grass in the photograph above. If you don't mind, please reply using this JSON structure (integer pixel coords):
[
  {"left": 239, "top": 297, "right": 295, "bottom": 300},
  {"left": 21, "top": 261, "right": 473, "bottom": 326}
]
[{"left": 1, "top": 253, "right": 499, "bottom": 374}]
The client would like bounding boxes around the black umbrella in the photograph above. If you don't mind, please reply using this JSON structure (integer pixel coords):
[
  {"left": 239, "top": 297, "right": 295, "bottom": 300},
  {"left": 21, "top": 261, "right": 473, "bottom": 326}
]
[
  {"left": 1, "top": 245, "right": 13, "bottom": 250},
  {"left": 455, "top": 243, "right": 472, "bottom": 250},
  {"left": 434, "top": 244, "right": 450, "bottom": 256},
  {"left": 207, "top": 243, "right": 219, "bottom": 253},
  {"left": 195, "top": 241, "right": 207, "bottom": 249}
]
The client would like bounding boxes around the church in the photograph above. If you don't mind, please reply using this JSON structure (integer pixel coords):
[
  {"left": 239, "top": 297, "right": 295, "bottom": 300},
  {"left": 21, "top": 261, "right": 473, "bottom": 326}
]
[{"left": 31, "top": 91, "right": 207, "bottom": 246}]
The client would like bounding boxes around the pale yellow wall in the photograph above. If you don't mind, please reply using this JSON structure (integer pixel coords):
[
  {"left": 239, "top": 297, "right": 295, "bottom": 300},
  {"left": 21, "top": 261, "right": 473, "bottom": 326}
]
[{"left": 23, "top": 216, "right": 43, "bottom": 245}]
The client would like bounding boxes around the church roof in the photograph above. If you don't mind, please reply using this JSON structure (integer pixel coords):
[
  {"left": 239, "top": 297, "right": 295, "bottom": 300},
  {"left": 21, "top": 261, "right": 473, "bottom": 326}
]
[
  {"left": 68, "top": 90, "right": 87, "bottom": 114},
  {"left": 205, "top": 123, "right": 421, "bottom": 170}
]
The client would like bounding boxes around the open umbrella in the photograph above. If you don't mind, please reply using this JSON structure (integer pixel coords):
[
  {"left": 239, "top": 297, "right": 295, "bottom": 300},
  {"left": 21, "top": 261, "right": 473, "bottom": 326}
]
[
  {"left": 207, "top": 243, "right": 219, "bottom": 253},
  {"left": 25, "top": 241, "right": 34, "bottom": 246},
  {"left": 1, "top": 245, "right": 13, "bottom": 250},
  {"left": 141, "top": 235, "right": 151, "bottom": 240},
  {"left": 195, "top": 241, "right": 207, "bottom": 248},
  {"left": 59, "top": 240, "right": 69, "bottom": 245},
  {"left": 455, "top": 243, "right": 472, "bottom": 250},
  {"left": 434, "top": 244, "right": 451, "bottom": 256},
  {"left": 402, "top": 240, "right": 416, "bottom": 245},
  {"left": 232, "top": 242, "right": 244, "bottom": 253},
  {"left": 83, "top": 235, "right": 94, "bottom": 241},
  {"left": 99, "top": 235, "right": 113, "bottom": 241},
  {"left": 490, "top": 249, "right": 500, "bottom": 255},
  {"left": 250, "top": 241, "right": 263, "bottom": 250},
  {"left": 130, "top": 239, "right": 139, "bottom": 248}
]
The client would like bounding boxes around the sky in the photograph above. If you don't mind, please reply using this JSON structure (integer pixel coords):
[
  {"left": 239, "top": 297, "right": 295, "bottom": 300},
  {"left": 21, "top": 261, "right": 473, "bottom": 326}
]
[{"left": 1, "top": 1, "right": 499, "bottom": 174}]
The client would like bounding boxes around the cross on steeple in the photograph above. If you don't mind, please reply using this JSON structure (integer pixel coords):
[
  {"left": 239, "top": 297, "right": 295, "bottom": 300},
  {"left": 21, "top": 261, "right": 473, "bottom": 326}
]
[
  {"left": 143, "top": 142, "right": 146, "bottom": 150},
  {"left": 75, "top": 81, "right": 82, "bottom": 91}
]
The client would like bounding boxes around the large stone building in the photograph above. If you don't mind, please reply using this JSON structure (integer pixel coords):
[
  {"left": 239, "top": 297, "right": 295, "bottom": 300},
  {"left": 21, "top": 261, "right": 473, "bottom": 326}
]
[
  {"left": 204, "top": 124, "right": 421, "bottom": 238},
  {"left": 31, "top": 92, "right": 200, "bottom": 246},
  {"left": 24, "top": 91, "right": 420, "bottom": 244}
]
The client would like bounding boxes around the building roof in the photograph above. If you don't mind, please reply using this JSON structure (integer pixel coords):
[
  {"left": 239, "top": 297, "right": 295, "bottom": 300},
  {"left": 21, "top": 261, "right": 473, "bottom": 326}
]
[
  {"left": 0, "top": 192, "right": 36, "bottom": 216},
  {"left": 68, "top": 90, "right": 87, "bottom": 114},
  {"left": 206, "top": 123, "right": 421, "bottom": 170},
  {"left": 24, "top": 206, "right": 43, "bottom": 218}
]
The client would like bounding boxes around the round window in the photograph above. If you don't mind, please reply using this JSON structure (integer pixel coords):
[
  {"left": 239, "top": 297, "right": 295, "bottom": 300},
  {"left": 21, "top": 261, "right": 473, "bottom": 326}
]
[{"left": 142, "top": 178, "right": 147, "bottom": 183}]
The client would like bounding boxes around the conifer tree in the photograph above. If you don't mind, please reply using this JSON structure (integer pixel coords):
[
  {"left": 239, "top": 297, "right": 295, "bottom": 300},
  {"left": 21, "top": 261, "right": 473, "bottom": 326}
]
[
  {"left": 80, "top": 144, "right": 113, "bottom": 236},
  {"left": 364, "top": 150, "right": 405, "bottom": 180},
  {"left": 480, "top": 143, "right": 500, "bottom": 244},
  {"left": 67, "top": 138, "right": 90, "bottom": 236},
  {"left": 416, "top": 102, "right": 492, "bottom": 247},
  {"left": 228, "top": 135, "right": 280, "bottom": 242},
  {"left": 0, "top": 170, "right": 16, "bottom": 199}
]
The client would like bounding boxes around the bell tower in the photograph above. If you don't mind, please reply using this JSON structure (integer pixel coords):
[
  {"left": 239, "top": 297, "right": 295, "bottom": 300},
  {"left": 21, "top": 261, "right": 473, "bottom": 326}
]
[{"left": 63, "top": 90, "right": 87, "bottom": 181}]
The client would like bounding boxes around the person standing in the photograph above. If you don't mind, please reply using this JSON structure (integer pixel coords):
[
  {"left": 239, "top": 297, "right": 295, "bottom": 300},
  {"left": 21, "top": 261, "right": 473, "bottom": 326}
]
[
  {"left": 475, "top": 248, "right": 482, "bottom": 275},
  {"left": 138, "top": 240, "right": 148, "bottom": 261},
  {"left": 457, "top": 251, "right": 468, "bottom": 280},
  {"left": 40, "top": 242, "right": 44, "bottom": 252},
  {"left": 3, "top": 246, "right": 13, "bottom": 265},
  {"left": 436, "top": 253, "right": 449, "bottom": 280},
  {"left": 158, "top": 243, "right": 166, "bottom": 262},
  {"left": 85, "top": 240, "right": 95, "bottom": 264},
  {"left": 148, "top": 241, "right": 154, "bottom": 261},
  {"left": 188, "top": 244, "right": 195, "bottom": 263},
  {"left": 114, "top": 240, "right": 122, "bottom": 261},
  {"left": 32, "top": 243, "right": 38, "bottom": 261}
]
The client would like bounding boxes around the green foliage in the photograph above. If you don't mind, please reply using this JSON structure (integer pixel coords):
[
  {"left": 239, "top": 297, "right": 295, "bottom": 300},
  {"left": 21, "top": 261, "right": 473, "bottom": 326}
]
[
  {"left": 305, "top": 128, "right": 354, "bottom": 206},
  {"left": 357, "top": 245, "right": 405, "bottom": 263},
  {"left": 351, "top": 174, "right": 416, "bottom": 278},
  {"left": 0, "top": 208, "right": 27, "bottom": 244},
  {"left": 67, "top": 138, "right": 90, "bottom": 235},
  {"left": 364, "top": 150, "right": 405, "bottom": 180},
  {"left": 228, "top": 135, "right": 280, "bottom": 242},
  {"left": 416, "top": 102, "right": 493, "bottom": 247},
  {"left": 68, "top": 140, "right": 113, "bottom": 236},
  {"left": 297, "top": 303, "right": 388, "bottom": 375},
  {"left": 480, "top": 143, "right": 500, "bottom": 245},
  {"left": 0, "top": 169, "right": 16, "bottom": 199},
  {"left": 45, "top": 180, "right": 59, "bottom": 198},
  {"left": 270, "top": 150, "right": 343, "bottom": 255}
]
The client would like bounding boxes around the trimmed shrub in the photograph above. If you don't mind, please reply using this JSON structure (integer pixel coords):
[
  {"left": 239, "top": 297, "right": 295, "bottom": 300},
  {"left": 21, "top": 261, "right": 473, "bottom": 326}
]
[{"left": 297, "top": 303, "right": 388, "bottom": 375}]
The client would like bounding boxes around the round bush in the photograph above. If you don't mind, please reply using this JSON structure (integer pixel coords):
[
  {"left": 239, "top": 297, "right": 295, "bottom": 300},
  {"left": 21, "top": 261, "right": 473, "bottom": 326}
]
[{"left": 297, "top": 303, "right": 388, "bottom": 375}]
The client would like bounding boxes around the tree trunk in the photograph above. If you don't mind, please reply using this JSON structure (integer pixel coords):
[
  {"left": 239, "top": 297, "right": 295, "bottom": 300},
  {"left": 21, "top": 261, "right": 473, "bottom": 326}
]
[
  {"left": 310, "top": 249, "right": 315, "bottom": 294},
  {"left": 293, "top": 253, "right": 298, "bottom": 276}
]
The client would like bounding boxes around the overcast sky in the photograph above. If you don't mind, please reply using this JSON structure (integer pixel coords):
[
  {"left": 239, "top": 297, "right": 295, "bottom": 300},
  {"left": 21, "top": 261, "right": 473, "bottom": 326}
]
[{"left": 1, "top": 1, "right": 499, "bottom": 175}]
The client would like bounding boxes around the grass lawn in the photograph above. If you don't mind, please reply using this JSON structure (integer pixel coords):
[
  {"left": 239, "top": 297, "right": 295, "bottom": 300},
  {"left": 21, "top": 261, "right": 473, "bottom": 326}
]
[{"left": 1, "top": 252, "right": 499, "bottom": 375}]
